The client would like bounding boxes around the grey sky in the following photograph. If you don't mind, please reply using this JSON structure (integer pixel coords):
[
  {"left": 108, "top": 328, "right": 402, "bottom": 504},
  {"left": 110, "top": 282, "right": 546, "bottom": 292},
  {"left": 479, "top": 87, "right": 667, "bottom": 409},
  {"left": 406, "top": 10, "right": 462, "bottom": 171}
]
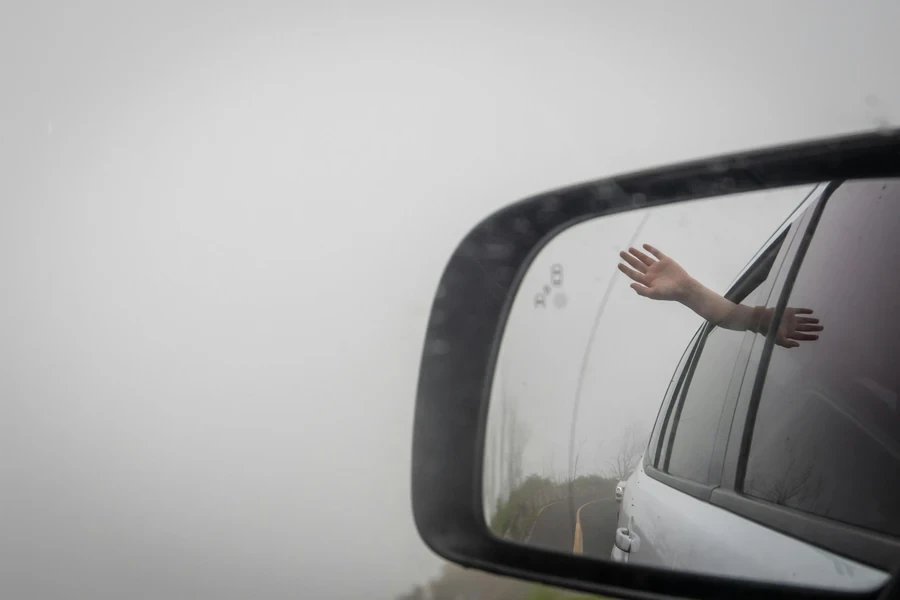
[{"left": 2, "top": 1, "right": 899, "bottom": 598}]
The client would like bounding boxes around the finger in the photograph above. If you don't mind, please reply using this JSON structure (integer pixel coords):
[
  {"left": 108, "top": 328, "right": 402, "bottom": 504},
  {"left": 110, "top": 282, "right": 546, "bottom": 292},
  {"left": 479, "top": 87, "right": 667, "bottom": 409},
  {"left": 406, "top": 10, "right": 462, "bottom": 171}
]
[
  {"left": 630, "top": 283, "right": 652, "bottom": 298},
  {"left": 643, "top": 244, "right": 667, "bottom": 260},
  {"left": 618, "top": 263, "right": 649, "bottom": 285},
  {"left": 629, "top": 247, "right": 655, "bottom": 267},
  {"left": 787, "top": 340, "right": 800, "bottom": 348},
  {"left": 795, "top": 324, "right": 824, "bottom": 332},
  {"left": 792, "top": 308, "right": 814, "bottom": 315},
  {"left": 788, "top": 332, "right": 819, "bottom": 341},
  {"left": 795, "top": 317, "right": 820, "bottom": 325},
  {"left": 619, "top": 251, "right": 648, "bottom": 273}
]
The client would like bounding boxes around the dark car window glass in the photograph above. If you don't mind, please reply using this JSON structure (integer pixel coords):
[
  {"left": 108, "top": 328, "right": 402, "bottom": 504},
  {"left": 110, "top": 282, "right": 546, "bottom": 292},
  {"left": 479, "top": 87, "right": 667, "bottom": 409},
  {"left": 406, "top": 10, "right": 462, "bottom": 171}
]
[
  {"left": 666, "top": 326, "right": 746, "bottom": 482},
  {"left": 665, "top": 239, "right": 786, "bottom": 483},
  {"left": 650, "top": 328, "right": 701, "bottom": 466},
  {"left": 745, "top": 180, "right": 900, "bottom": 537}
]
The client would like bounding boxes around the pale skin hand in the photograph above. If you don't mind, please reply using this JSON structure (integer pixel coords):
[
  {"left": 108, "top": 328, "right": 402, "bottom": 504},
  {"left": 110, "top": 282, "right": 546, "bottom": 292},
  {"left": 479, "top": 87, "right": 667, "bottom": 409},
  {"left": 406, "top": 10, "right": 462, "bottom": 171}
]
[{"left": 617, "top": 244, "right": 823, "bottom": 348}]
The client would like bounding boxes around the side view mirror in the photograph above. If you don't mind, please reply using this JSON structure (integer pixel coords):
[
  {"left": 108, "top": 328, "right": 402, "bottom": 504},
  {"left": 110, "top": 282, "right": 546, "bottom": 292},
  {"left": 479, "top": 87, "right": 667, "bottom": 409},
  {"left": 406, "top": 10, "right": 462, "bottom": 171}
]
[{"left": 412, "top": 131, "right": 900, "bottom": 600}]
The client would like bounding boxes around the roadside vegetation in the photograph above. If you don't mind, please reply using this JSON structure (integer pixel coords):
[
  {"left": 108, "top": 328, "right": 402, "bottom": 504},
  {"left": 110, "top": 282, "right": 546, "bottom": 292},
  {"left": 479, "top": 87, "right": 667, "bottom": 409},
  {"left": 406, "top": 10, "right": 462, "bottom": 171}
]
[
  {"left": 526, "top": 584, "right": 609, "bottom": 600},
  {"left": 489, "top": 474, "right": 556, "bottom": 540}
]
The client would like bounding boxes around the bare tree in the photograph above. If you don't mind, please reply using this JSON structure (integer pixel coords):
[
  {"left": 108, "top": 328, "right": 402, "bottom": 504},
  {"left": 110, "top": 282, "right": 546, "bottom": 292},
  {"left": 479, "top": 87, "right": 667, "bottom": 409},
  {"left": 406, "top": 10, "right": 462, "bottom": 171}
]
[
  {"left": 746, "top": 437, "right": 824, "bottom": 510},
  {"left": 494, "top": 374, "right": 531, "bottom": 501},
  {"left": 592, "top": 440, "right": 605, "bottom": 474},
  {"left": 747, "top": 459, "right": 821, "bottom": 507},
  {"left": 606, "top": 422, "right": 647, "bottom": 481},
  {"left": 505, "top": 402, "right": 531, "bottom": 492}
]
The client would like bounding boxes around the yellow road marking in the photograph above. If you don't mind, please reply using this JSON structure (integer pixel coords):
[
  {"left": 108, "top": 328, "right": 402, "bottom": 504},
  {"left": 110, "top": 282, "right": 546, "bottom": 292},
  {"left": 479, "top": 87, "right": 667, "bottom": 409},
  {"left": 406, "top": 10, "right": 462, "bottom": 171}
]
[{"left": 572, "top": 497, "right": 611, "bottom": 554}]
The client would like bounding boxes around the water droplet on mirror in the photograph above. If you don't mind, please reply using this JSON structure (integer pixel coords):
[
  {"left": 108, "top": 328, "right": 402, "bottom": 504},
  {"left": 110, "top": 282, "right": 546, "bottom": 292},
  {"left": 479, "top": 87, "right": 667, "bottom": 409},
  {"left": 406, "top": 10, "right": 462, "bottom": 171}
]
[
  {"left": 483, "top": 242, "right": 513, "bottom": 260},
  {"left": 595, "top": 181, "right": 624, "bottom": 200},
  {"left": 709, "top": 161, "right": 729, "bottom": 173},
  {"left": 513, "top": 217, "right": 532, "bottom": 234},
  {"left": 457, "top": 240, "right": 479, "bottom": 258},
  {"left": 427, "top": 339, "right": 450, "bottom": 355},
  {"left": 494, "top": 264, "right": 515, "bottom": 283},
  {"left": 541, "top": 196, "right": 561, "bottom": 211}
]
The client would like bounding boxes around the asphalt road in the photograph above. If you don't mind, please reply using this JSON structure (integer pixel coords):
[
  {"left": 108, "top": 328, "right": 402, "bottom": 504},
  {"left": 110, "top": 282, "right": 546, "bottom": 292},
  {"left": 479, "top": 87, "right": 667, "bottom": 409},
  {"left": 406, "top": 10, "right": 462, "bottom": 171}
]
[
  {"left": 527, "top": 497, "right": 577, "bottom": 553},
  {"left": 578, "top": 497, "right": 619, "bottom": 559},
  {"left": 527, "top": 494, "right": 618, "bottom": 557}
]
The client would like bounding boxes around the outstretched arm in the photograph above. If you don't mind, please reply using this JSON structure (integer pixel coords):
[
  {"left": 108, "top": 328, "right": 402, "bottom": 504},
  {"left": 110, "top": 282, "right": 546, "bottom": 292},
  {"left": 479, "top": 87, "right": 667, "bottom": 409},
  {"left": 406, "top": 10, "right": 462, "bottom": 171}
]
[{"left": 617, "top": 244, "right": 822, "bottom": 348}]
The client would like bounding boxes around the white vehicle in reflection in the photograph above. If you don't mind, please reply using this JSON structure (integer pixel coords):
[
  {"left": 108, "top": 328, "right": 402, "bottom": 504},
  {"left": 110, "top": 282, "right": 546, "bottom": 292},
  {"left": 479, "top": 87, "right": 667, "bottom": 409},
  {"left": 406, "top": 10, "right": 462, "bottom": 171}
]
[{"left": 610, "top": 180, "right": 900, "bottom": 591}]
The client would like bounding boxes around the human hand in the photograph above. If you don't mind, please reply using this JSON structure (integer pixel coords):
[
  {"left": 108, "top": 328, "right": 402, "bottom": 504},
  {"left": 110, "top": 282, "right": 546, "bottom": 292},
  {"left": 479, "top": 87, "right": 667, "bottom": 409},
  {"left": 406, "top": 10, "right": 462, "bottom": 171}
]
[
  {"left": 618, "top": 244, "right": 695, "bottom": 302},
  {"left": 757, "top": 306, "right": 824, "bottom": 348}
]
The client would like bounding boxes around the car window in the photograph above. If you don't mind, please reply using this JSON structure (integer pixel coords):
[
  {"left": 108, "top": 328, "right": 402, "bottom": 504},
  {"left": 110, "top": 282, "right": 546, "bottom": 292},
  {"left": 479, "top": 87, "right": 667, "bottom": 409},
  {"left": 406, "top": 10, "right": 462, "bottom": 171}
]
[
  {"left": 744, "top": 180, "right": 900, "bottom": 537},
  {"left": 665, "top": 325, "right": 746, "bottom": 482},
  {"left": 664, "top": 238, "right": 787, "bottom": 484},
  {"left": 649, "top": 327, "right": 701, "bottom": 466}
]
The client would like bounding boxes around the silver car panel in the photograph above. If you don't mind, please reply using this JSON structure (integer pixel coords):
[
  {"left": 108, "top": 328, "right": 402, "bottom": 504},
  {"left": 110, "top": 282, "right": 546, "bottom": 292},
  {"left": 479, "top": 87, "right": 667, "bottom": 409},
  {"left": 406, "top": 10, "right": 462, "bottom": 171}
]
[{"left": 614, "top": 457, "right": 887, "bottom": 591}]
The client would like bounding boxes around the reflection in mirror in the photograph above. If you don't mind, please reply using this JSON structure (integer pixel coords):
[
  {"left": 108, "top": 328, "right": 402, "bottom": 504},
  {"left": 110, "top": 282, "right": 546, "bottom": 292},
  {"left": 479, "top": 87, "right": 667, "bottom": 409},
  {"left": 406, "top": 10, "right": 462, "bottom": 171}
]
[{"left": 483, "top": 181, "right": 894, "bottom": 592}]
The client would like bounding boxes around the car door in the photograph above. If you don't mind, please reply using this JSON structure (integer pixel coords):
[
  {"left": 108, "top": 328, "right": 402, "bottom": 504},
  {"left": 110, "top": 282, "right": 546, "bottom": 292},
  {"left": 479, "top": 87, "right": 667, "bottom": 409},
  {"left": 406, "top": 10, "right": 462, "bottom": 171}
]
[
  {"left": 711, "top": 179, "right": 900, "bottom": 578},
  {"left": 615, "top": 184, "right": 891, "bottom": 590}
]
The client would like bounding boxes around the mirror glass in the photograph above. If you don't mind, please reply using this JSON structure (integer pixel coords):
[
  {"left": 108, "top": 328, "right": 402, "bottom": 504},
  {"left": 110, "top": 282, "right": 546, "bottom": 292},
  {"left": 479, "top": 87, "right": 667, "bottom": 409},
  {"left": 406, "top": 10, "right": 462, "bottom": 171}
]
[{"left": 483, "top": 180, "right": 900, "bottom": 592}]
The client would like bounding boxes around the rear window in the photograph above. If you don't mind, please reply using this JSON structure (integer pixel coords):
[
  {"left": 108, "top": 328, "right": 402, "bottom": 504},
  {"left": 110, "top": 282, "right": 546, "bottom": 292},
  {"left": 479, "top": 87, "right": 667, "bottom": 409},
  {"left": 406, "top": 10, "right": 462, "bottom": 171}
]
[{"left": 744, "top": 180, "right": 900, "bottom": 536}]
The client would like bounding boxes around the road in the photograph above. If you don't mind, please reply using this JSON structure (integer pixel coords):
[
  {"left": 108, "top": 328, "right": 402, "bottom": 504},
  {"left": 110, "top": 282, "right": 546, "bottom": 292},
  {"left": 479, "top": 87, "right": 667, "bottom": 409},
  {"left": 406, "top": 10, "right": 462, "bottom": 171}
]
[
  {"left": 527, "top": 494, "right": 618, "bottom": 558},
  {"left": 578, "top": 497, "right": 619, "bottom": 559}
]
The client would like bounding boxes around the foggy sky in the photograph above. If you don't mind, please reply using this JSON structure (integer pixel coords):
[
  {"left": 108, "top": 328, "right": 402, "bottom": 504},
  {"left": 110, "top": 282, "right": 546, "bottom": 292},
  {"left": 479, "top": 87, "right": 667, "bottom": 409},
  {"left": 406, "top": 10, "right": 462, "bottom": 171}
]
[{"left": 3, "top": 1, "right": 899, "bottom": 598}]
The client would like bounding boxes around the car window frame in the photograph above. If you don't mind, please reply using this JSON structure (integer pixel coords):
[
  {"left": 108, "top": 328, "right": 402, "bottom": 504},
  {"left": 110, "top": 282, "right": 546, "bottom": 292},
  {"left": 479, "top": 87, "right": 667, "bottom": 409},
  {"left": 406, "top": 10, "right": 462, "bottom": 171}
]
[
  {"left": 711, "top": 179, "right": 900, "bottom": 571},
  {"left": 646, "top": 320, "right": 722, "bottom": 501},
  {"left": 646, "top": 326, "right": 702, "bottom": 469}
]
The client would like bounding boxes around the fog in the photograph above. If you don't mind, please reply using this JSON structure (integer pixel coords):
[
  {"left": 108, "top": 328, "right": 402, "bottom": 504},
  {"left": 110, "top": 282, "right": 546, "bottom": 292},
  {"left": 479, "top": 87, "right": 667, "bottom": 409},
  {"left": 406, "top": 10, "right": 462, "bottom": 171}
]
[
  {"left": 487, "top": 185, "right": 813, "bottom": 504},
  {"left": 2, "top": 1, "right": 899, "bottom": 598}
]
